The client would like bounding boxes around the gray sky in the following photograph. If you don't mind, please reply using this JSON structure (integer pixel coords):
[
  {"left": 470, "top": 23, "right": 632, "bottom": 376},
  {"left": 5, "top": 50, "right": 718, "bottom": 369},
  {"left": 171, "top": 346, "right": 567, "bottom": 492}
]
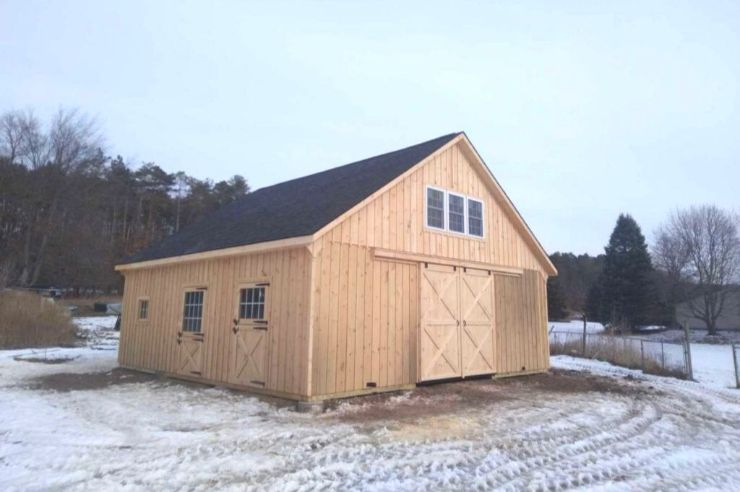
[{"left": 2, "top": 1, "right": 738, "bottom": 255}]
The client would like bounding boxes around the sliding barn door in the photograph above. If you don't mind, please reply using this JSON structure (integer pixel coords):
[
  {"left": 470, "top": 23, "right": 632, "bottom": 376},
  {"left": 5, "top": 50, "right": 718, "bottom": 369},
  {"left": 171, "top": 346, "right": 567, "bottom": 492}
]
[
  {"left": 420, "top": 264, "right": 462, "bottom": 381},
  {"left": 460, "top": 268, "right": 495, "bottom": 377}
]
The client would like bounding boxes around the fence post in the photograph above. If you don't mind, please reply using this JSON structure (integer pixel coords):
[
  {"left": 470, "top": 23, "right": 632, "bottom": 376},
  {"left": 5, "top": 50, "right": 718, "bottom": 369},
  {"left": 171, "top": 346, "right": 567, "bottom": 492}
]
[
  {"left": 682, "top": 321, "right": 694, "bottom": 380},
  {"left": 733, "top": 344, "right": 739, "bottom": 390},
  {"left": 582, "top": 314, "right": 587, "bottom": 356},
  {"left": 661, "top": 342, "right": 665, "bottom": 372},
  {"left": 640, "top": 340, "right": 645, "bottom": 372}
]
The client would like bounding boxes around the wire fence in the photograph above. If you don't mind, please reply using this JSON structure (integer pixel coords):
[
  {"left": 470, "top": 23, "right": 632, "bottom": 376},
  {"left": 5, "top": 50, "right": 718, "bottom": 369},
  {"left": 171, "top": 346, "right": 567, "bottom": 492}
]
[
  {"left": 549, "top": 330, "right": 692, "bottom": 379},
  {"left": 733, "top": 343, "right": 740, "bottom": 389}
]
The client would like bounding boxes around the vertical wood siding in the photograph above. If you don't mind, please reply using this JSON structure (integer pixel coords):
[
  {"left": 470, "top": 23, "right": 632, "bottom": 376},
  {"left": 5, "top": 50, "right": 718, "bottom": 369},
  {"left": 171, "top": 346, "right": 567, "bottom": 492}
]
[
  {"left": 493, "top": 270, "right": 549, "bottom": 374},
  {"left": 316, "top": 142, "right": 547, "bottom": 271},
  {"left": 120, "top": 140, "right": 550, "bottom": 400},
  {"left": 309, "top": 142, "right": 550, "bottom": 396},
  {"left": 310, "top": 234, "right": 419, "bottom": 396},
  {"left": 118, "top": 247, "right": 312, "bottom": 397}
]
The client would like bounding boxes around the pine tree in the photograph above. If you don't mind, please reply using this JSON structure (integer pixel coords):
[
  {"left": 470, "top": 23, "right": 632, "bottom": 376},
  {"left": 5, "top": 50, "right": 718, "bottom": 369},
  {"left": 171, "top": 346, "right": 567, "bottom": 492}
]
[
  {"left": 595, "top": 214, "right": 656, "bottom": 330},
  {"left": 547, "top": 277, "right": 568, "bottom": 320},
  {"left": 585, "top": 282, "right": 604, "bottom": 322}
]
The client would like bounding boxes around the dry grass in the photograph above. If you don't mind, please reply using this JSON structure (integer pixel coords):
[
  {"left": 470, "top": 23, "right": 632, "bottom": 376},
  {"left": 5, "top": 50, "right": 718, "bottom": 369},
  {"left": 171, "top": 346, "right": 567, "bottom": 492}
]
[
  {"left": 550, "top": 333, "right": 687, "bottom": 379},
  {"left": 0, "top": 290, "right": 77, "bottom": 349},
  {"left": 57, "top": 296, "right": 122, "bottom": 317}
]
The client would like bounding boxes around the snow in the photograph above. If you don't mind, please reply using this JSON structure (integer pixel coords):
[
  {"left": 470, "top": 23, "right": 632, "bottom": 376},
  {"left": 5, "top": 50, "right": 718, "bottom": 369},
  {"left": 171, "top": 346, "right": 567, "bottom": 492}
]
[
  {"left": 549, "top": 320, "right": 605, "bottom": 333},
  {"left": 1, "top": 317, "right": 739, "bottom": 490},
  {"left": 690, "top": 343, "right": 738, "bottom": 389}
]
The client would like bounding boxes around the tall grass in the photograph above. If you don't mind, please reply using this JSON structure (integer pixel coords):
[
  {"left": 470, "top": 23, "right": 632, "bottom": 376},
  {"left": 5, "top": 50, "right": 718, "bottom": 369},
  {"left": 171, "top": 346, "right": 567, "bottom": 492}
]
[
  {"left": 0, "top": 290, "right": 77, "bottom": 349},
  {"left": 550, "top": 332, "right": 688, "bottom": 379}
]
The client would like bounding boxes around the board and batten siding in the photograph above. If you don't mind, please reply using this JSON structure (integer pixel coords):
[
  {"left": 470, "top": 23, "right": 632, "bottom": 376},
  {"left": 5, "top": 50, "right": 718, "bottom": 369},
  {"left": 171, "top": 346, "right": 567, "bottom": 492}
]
[
  {"left": 316, "top": 140, "right": 548, "bottom": 272},
  {"left": 308, "top": 233, "right": 420, "bottom": 397},
  {"left": 119, "top": 247, "right": 312, "bottom": 397},
  {"left": 493, "top": 270, "right": 550, "bottom": 375},
  {"left": 308, "top": 141, "right": 550, "bottom": 397}
]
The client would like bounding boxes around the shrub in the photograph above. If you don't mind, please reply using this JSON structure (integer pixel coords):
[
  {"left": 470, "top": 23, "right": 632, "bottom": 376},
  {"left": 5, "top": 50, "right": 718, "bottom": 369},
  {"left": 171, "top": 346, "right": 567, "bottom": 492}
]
[{"left": 0, "top": 290, "right": 77, "bottom": 349}]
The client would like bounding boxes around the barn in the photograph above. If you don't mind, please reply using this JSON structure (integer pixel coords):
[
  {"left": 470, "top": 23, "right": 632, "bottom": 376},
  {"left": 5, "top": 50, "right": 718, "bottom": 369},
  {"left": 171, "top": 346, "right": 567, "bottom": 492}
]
[{"left": 116, "top": 132, "right": 557, "bottom": 403}]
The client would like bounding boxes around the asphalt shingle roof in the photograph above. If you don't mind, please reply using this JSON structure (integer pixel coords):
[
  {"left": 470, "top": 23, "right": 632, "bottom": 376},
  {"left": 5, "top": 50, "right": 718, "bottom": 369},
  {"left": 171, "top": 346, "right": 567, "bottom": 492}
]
[{"left": 122, "top": 132, "right": 461, "bottom": 264}]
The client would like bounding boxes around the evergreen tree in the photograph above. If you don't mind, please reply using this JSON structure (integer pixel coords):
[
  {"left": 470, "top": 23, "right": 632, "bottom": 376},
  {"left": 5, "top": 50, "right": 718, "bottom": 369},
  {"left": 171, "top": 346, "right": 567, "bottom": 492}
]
[
  {"left": 585, "top": 282, "right": 604, "bottom": 322},
  {"left": 592, "top": 214, "right": 656, "bottom": 330},
  {"left": 547, "top": 277, "right": 568, "bottom": 320}
]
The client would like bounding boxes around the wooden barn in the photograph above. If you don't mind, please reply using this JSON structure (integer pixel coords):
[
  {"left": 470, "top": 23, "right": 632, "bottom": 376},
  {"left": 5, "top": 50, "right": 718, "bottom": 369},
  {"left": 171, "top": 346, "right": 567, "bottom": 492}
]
[{"left": 116, "top": 132, "right": 557, "bottom": 402}]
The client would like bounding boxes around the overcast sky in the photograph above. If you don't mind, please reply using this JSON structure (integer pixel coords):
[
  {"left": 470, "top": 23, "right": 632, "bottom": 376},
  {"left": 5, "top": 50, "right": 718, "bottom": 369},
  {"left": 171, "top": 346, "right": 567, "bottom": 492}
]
[{"left": 1, "top": 1, "right": 738, "bottom": 255}]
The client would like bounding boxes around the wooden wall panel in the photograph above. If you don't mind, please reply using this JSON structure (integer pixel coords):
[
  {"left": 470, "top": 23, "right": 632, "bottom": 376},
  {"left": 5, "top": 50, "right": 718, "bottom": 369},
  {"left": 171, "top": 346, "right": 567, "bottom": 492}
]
[
  {"left": 493, "top": 270, "right": 549, "bottom": 375},
  {"left": 317, "top": 142, "right": 547, "bottom": 275},
  {"left": 305, "top": 142, "right": 551, "bottom": 397},
  {"left": 118, "top": 247, "right": 312, "bottom": 397},
  {"left": 309, "top": 235, "right": 419, "bottom": 396}
]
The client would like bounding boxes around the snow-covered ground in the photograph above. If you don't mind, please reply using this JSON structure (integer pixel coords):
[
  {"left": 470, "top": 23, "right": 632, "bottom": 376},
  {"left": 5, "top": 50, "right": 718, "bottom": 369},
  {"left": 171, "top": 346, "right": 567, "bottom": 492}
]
[
  {"left": 690, "top": 342, "right": 738, "bottom": 389},
  {"left": 1, "top": 317, "right": 739, "bottom": 490},
  {"left": 548, "top": 320, "right": 605, "bottom": 333}
]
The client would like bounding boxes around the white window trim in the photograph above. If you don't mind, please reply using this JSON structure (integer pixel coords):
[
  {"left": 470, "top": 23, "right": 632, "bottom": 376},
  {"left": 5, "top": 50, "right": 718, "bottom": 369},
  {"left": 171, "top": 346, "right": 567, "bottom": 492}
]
[
  {"left": 467, "top": 197, "right": 485, "bottom": 238},
  {"left": 447, "top": 191, "right": 467, "bottom": 235},
  {"left": 424, "top": 185, "right": 485, "bottom": 239},
  {"left": 425, "top": 185, "right": 447, "bottom": 231},
  {"left": 181, "top": 287, "right": 207, "bottom": 334}
]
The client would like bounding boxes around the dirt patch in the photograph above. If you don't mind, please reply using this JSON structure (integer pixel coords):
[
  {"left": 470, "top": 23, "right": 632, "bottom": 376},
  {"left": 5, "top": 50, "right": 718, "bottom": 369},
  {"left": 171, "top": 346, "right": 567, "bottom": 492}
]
[
  {"left": 328, "top": 370, "right": 650, "bottom": 422},
  {"left": 31, "top": 368, "right": 157, "bottom": 392},
  {"left": 506, "top": 368, "right": 651, "bottom": 396}
]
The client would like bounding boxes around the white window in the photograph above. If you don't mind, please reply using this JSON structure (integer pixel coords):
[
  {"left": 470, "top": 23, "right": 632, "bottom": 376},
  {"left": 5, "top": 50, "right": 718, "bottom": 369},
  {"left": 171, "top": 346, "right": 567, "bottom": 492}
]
[
  {"left": 239, "top": 287, "right": 266, "bottom": 320},
  {"left": 182, "top": 290, "right": 204, "bottom": 332},
  {"left": 426, "top": 187, "right": 445, "bottom": 229},
  {"left": 448, "top": 193, "right": 466, "bottom": 233},
  {"left": 425, "top": 186, "right": 485, "bottom": 238},
  {"left": 468, "top": 199, "right": 484, "bottom": 237}
]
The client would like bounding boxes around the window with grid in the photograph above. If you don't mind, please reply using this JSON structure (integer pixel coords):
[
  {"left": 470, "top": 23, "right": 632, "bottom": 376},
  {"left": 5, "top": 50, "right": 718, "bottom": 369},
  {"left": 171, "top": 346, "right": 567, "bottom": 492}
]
[
  {"left": 239, "top": 287, "right": 266, "bottom": 320},
  {"left": 468, "top": 199, "right": 483, "bottom": 237},
  {"left": 448, "top": 193, "right": 465, "bottom": 233},
  {"left": 138, "top": 299, "right": 149, "bottom": 320},
  {"left": 426, "top": 187, "right": 445, "bottom": 229},
  {"left": 182, "top": 290, "right": 204, "bottom": 332}
]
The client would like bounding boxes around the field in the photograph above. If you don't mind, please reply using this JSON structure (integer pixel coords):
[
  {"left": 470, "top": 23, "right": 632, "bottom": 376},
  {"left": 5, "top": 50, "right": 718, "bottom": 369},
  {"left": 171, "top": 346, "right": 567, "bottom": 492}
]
[{"left": 1, "top": 317, "right": 739, "bottom": 490}]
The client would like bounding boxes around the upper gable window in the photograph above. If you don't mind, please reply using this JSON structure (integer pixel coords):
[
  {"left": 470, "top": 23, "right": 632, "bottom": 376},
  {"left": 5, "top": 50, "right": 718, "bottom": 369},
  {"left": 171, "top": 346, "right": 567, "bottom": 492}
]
[
  {"left": 426, "top": 187, "right": 445, "bottom": 230},
  {"left": 448, "top": 193, "right": 465, "bottom": 233},
  {"left": 468, "top": 199, "right": 484, "bottom": 237},
  {"left": 425, "top": 186, "right": 484, "bottom": 238}
]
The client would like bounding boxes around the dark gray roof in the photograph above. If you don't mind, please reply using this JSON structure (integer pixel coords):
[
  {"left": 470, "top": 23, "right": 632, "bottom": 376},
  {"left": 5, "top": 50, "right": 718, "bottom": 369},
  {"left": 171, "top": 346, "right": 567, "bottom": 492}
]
[{"left": 123, "top": 132, "right": 461, "bottom": 264}]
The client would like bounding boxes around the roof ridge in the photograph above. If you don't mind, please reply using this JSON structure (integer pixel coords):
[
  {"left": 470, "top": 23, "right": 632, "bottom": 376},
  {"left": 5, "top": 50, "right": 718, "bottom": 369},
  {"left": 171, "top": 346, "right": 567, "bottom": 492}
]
[{"left": 253, "top": 132, "right": 461, "bottom": 194}]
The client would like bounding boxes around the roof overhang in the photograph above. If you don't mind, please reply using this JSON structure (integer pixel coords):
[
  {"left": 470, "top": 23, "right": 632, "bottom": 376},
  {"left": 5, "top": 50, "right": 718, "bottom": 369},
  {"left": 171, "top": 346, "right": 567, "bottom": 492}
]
[{"left": 115, "top": 235, "right": 313, "bottom": 272}]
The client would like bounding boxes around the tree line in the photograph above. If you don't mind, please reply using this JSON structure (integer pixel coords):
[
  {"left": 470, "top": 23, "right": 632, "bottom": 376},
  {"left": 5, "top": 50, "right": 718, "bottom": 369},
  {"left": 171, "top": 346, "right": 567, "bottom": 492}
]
[
  {"left": 0, "top": 108, "right": 250, "bottom": 291},
  {"left": 547, "top": 208, "right": 740, "bottom": 335}
]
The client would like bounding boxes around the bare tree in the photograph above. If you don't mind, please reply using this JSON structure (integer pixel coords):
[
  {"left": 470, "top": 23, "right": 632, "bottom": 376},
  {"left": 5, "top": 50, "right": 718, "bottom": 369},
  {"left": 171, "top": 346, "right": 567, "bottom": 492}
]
[
  {"left": 48, "top": 108, "right": 102, "bottom": 171},
  {"left": 655, "top": 205, "right": 740, "bottom": 334},
  {"left": 0, "top": 111, "right": 24, "bottom": 163},
  {"left": 0, "top": 108, "right": 105, "bottom": 286}
]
